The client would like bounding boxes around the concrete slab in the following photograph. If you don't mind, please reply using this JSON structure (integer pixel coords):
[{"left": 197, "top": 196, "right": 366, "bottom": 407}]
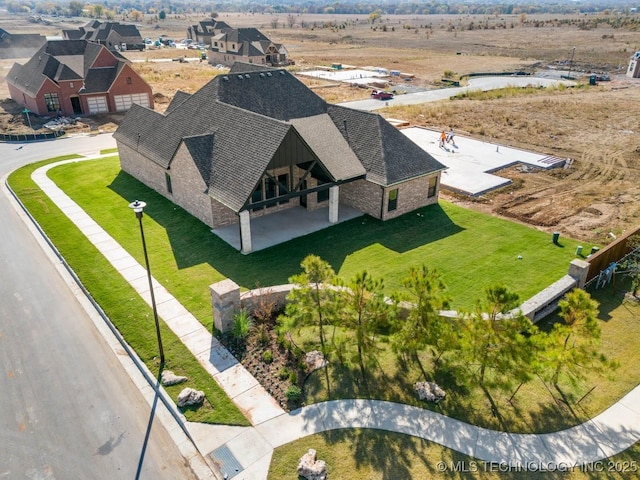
[
  {"left": 212, "top": 204, "right": 363, "bottom": 252},
  {"left": 401, "top": 127, "right": 567, "bottom": 196}
]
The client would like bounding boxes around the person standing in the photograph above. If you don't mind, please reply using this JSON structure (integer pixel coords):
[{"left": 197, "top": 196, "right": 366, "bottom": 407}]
[
  {"left": 440, "top": 130, "right": 447, "bottom": 148},
  {"left": 446, "top": 128, "right": 455, "bottom": 146}
]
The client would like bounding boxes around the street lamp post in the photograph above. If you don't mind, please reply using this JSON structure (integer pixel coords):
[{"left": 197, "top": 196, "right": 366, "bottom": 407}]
[{"left": 128, "top": 200, "right": 165, "bottom": 365}]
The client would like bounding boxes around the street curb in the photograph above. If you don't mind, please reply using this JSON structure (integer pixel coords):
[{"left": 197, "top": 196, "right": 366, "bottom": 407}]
[{"left": 2, "top": 168, "right": 218, "bottom": 480}]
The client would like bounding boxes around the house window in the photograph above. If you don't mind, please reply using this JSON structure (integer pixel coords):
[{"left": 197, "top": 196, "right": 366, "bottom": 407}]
[
  {"left": 232, "top": 43, "right": 235, "bottom": 49},
  {"left": 43, "top": 93, "right": 60, "bottom": 112},
  {"left": 165, "top": 173, "right": 172, "bottom": 194},
  {"left": 388, "top": 188, "right": 398, "bottom": 212},
  {"left": 70, "top": 82, "right": 74, "bottom": 88},
  {"left": 428, "top": 176, "right": 438, "bottom": 198},
  {"left": 126, "top": 77, "right": 132, "bottom": 84}
]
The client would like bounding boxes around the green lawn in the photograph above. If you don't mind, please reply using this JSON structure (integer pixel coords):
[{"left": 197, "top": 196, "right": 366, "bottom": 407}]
[
  {"left": 8, "top": 158, "right": 248, "bottom": 426},
  {"left": 9, "top": 155, "right": 639, "bottom": 477},
  {"left": 269, "top": 429, "right": 640, "bottom": 480},
  {"left": 46, "top": 156, "right": 585, "bottom": 327}
]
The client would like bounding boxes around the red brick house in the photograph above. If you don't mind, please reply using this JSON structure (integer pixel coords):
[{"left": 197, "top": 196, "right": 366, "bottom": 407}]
[{"left": 6, "top": 40, "right": 153, "bottom": 117}]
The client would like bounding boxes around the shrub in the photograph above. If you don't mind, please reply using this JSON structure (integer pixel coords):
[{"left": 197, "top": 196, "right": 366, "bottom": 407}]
[
  {"left": 289, "top": 371, "right": 298, "bottom": 384},
  {"left": 285, "top": 385, "right": 302, "bottom": 403},
  {"left": 262, "top": 349, "right": 274, "bottom": 363},
  {"left": 231, "top": 309, "right": 254, "bottom": 344},
  {"left": 278, "top": 367, "right": 290, "bottom": 380}
]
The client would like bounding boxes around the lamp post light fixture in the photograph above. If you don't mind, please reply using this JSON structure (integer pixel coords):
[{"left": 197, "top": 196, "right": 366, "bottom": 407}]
[{"left": 128, "top": 200, "right": 165, "bottom": 365}]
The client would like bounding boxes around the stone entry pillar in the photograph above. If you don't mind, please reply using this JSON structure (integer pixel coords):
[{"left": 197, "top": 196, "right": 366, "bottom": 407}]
[
  {"left": 239, "top": 210, "right": 252, "bottom": 254},
  {"left": 329, "top": 186, "right": 339, "bottom": 224},
  {"left": 210, "top": 279, "right": 240, "bottom": 333},
  {"left": 568, "top": 259, "right": 590, "bottom": 289}
]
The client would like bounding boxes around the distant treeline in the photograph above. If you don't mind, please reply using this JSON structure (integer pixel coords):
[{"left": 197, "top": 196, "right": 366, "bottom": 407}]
[{"left": 3, "top": 0, "right": 639, "bottom": 18}]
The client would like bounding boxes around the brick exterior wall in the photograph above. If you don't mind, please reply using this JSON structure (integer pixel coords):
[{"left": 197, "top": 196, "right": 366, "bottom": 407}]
[
  {"left": 211, "top": 200, "right": 237, "bottom": 228},
  {"left": 341, "top": 179, "right": 384, "bottom": 218},
  {"left": 171, "top": 142, "right": 214, "bottom": 226},
  {"left": 118, "top": 143, "right": 168, "bottom": 196},
  {"left": 382, "top": 173, "right": 441, "bottom": 221}
]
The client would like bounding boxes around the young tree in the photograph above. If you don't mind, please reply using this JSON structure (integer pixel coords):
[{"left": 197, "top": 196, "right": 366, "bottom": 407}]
[
  {"left": 279, "top": 255, "right": 338, "bottom": 353},
  {"left": 460, "top": 285, "right": 536, "bottom": 392},
  {"left": 287, "top": 13, "right": 296, "bottom": 28},
  {"left": 391, "top": 266, "right": 453, "bottom": 376},
  {"left": 338, "top": 271, "right": 394, "bottom": 381},
  {"left": 543, "top": 289, "right": 614, "bottom": 387},
  {"left": 68, "top": 0, "right": 84, "bottom": 17}
]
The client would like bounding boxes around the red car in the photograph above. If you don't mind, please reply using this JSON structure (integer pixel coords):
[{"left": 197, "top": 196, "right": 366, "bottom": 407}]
[{"left": 371, "top": 90, "right": 394, "bottom": 100}]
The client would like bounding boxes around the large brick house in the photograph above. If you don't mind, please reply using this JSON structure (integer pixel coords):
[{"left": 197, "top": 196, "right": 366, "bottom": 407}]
[
  {"left": 114, "top": 63, "right": 444, "bottom": 253},
  {"left": 7, "top": 40, "right": 153, "bottom": 117},
  {"left": 62, "top": 21, "right": 144, "bottom": 51},
  {"left": 186, "top": 19, "right": 231, "bottom": 46},
  {"left": 208, "top": 27, "right": 289, "bottom": 67}
]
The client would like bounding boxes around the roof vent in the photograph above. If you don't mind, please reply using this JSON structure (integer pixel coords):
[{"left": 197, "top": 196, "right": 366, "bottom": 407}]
[
  {"left": 222, "top": 76, "right": 229, "bottom": 81},
  {"left": 259, "top": 73, "right": 265, "bottom": 78},
  {"left": 279, "top": 71, "right": 285, "bottom": 75},
  {"left": 237, "top": 74, "right": 243, "bottom": 80},
  {"left": 245, "top": 74, "right": 250, "bottom": 79},
  {"left": 266, "top": 72, "right": 272, "bottom": 77}
]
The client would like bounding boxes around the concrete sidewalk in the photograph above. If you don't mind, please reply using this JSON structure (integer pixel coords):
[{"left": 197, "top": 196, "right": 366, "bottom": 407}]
[{"left": 28, "top": 155, "right": 640, "bottom": 479}]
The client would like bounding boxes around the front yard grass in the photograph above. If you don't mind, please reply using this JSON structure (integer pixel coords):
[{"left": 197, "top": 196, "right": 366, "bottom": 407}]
[
  {"left": 8, "top": 158, "right": 248, "bottom": 426},
  {"left": 10, "top": 155, "right": 639, "bottom": 477}
]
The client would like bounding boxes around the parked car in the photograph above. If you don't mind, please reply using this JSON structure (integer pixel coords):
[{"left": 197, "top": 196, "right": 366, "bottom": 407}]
[{"left": 371, "top": 89, "right": 394, "bottom": 100}]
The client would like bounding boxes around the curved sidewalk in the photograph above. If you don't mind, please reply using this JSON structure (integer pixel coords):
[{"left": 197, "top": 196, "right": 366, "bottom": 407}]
[{"left": 31, "top": 156, "right": 640, "bottom": 479}]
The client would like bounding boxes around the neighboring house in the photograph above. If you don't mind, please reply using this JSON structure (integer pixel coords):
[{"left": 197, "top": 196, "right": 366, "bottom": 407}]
[
  {"left": 114, "top": 63, "right": 444, "bottom": 253},
  {"left": 186, "top": 19, "right": 231, "bottom": 46},
  {"left": 0, "top": 28, "right": 46, "bottom": 59},
  {"left": 7, "top": 40, "right": 153, "bottom": 117},
  {"left": 208, "top": 27, "right": 289, "bottom": 67},
  {"left": 627, "top": 51, "right": 640, "bottom": 78},
  {"left": 62, "top": 21, "right": 144, "bottom": 51}
]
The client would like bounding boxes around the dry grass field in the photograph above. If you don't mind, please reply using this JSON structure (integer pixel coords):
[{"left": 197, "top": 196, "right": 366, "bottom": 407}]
[{"left": 1, "top": 12, "right": 639, "bottom": 242}]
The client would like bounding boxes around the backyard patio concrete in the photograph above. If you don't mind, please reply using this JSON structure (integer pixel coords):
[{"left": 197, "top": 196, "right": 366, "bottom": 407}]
[
  {"left": 212, "top": 204, "right": 364, "bottom": 252},
  {"left": 401, "top": 126, "right": 569, "bottom": 196}
]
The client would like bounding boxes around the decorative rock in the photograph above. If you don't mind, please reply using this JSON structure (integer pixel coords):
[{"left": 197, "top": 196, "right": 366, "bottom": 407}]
[
  {"left": 414, "top": 381, "right": 446, "bottom": 403},
  {"left": 161, "top": 370, "right": 188, "bottom": 386},
  {"left": 305, "top": 350, "right": 328, "bottom": 372},
  {"left": 297, "top": 448, "right": 327, "bottom": 480},
  {"left": 177, "top": 387, "right": 205, "bottom": 408}
]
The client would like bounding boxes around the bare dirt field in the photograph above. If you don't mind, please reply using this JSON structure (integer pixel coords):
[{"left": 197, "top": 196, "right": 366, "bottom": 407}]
[{"left": 1, "top": 12, "right": 639, "bottom": 243}]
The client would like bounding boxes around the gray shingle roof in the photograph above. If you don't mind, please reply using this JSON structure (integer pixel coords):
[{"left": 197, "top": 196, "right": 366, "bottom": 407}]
[
  {"left": 115, "top": 62, "right": 444, "bottom": 214},
  {"left": 166, "top": 90, "right": 192, "bottom": 113},
  {"left": 206, "top": 66, "right": 326, "bottom": 121},
  {"left": 290, "top": 115, "right": 366, "bottom": 181},
  {"left": 327, "top": 104, "right": 446, "bottom": 186},
  {"left": 7, "top": 40, "right": 130, "bottom": 97}
]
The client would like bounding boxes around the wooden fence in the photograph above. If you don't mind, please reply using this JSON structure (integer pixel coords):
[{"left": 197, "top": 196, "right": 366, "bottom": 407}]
[{"left": 586, "top": 225, "right": 640, "bottom": 282}]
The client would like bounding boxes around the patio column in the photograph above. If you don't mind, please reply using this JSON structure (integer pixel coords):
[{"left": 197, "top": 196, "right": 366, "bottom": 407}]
[
  {"left": 329, "top": 186, "right": 339, "bottom": 224},
  {"left": 239, "top": 210, "right": 252, "bottom": 254}
]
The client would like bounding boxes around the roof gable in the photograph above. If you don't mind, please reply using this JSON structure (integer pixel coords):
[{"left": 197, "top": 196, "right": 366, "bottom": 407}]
[{"left": 327, "top": 105, "right": 445, "bottom": 185}]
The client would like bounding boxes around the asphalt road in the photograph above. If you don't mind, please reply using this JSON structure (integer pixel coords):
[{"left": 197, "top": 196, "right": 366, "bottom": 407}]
[
  {"left": 0, "top": 134, "right": 196, "bottom": 479},
  {"left": 339, "top": 75, "right": 575, "bottom": 111}
]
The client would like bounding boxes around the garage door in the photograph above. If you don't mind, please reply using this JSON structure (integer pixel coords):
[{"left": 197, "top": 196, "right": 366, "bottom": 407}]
[
  {"left": 87, "top": 96, "right": 108, "bottom": 114},
  {"left": 114, "top": 93, "right": 150, "bottom": 112}
]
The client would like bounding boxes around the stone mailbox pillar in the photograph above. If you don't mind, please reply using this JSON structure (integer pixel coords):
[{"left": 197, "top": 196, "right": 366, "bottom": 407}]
[{"left": 210, "top": 279, "right": 240, "bottom": 333}]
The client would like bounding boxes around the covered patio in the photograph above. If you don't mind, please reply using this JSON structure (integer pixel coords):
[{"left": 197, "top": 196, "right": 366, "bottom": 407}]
[{"left": 211, "top": 203, "right": 364, "bottom": 253}]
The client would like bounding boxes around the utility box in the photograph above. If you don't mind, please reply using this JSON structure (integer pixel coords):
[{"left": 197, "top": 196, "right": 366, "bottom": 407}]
[{"left": 589, "top": 74, "right": 597, "bottom": 85}]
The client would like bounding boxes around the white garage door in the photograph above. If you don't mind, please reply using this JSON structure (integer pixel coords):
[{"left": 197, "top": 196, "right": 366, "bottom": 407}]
[
  {"left": 114, "top": 93, "right": 150, "bottom": 112},
  {"left": 87, "top": 96, "right": 108, "bottom": 114}
]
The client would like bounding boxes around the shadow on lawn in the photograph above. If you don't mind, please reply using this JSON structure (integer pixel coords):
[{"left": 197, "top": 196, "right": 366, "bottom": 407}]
[{"left": 108, "top": 171, "right": 463, "bottom": 288}]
